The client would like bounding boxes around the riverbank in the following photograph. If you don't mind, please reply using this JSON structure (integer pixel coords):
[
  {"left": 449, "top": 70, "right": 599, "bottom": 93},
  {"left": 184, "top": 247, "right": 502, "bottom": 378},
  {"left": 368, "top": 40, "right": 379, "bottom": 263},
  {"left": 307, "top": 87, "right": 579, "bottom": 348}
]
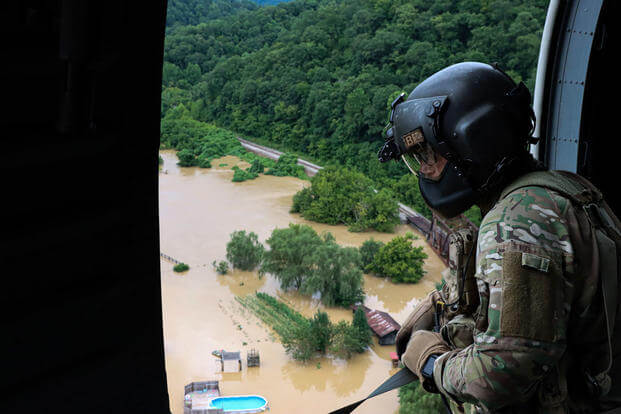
[{"left": 159, "top": 150, "right": 445, "bottom": 414}]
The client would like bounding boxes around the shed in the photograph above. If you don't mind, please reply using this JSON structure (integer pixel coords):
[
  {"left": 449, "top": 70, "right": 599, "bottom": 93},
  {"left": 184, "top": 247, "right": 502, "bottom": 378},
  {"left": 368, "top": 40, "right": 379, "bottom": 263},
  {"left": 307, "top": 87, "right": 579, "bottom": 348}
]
[
  {"left": 390, "top": 352, "right": 399, "bottom": 368},
  {"left": 353, "top": 305, "right": 401, "bottom": 345},
  {"left": 220, "top": 351, "right": 241, "bottom": 372}
]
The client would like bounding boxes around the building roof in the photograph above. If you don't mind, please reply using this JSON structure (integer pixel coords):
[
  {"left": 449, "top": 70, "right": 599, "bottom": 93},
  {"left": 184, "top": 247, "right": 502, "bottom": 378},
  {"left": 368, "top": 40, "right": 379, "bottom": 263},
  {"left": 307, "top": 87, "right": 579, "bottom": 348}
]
[
  {"left": 354, "top": 305, "right": 401, "bottom": 338},
  {"left": 221, "top": 351, "right": 241, "bottom": 361}
]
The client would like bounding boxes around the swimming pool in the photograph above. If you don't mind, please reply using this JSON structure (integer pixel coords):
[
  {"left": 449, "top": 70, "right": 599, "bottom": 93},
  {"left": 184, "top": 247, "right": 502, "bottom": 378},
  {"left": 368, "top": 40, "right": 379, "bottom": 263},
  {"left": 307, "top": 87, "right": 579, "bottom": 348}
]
[{"left": 208, "top": 395, "right": 268, "bottom": 413}]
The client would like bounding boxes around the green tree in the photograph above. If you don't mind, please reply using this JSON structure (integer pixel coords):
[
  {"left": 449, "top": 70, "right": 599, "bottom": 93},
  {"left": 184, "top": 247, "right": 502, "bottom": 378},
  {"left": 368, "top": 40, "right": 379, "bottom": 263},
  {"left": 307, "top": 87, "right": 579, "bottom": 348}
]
[
  {"left": 302, "top": 240, "right": 364, "bottom": 307},
  {"left": 261, "top": 224, "right": 323, "bottom": 290},
  {"left": 329, "top": 320, "right": 367, "bottom": 359},
  {"left": 309, "top": 310, "right": 332, "bottom": 353},
  {"left": 247, "top": 158, "right": 265, "bottom": 174},
  {"left": 281, "top": 320, "right": 315, "bottom": 362},
  {"left": 391, "top": 174, "right": 432, "bottom": 219},
  {"left": 359, "top": 238, "right": 384, "bottom": 268},
  {"left": 232, "top": 166, "right": 258, "bottom": 182},
  {"left": 366, "top": 233, "right": 427, "bottom": 283},
  {"left": 225, "top": 230, "right": 264, "bottom": 271},
  {"left": 292, "top": 166, "right": 398, "bottom": 232},
  {"left": 399, "top": 382, "right": 444, "bottom": 413},
  {"left": 177, "top": 148, "right": 196, "bottom": 166},
  {"left": 265, "top": 153, "right": 306, "bottom": 178},
  {"left": 352, "top": 306, "right": 372, "bottom": 350}
]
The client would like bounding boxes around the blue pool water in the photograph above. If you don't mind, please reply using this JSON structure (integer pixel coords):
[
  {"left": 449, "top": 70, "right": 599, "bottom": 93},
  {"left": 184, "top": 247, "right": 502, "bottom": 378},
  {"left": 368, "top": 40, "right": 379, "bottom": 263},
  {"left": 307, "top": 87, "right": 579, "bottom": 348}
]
[{"left": 209, "top": 396, "right": 267, "bottom": 412}]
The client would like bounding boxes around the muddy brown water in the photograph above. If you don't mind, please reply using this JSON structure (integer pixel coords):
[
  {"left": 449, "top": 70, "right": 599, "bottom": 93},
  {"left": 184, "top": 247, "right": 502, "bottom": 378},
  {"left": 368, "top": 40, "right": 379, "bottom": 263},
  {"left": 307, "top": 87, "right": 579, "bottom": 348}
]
[{"left": 159, "top": 150, "right": 446, "bottom": 414}]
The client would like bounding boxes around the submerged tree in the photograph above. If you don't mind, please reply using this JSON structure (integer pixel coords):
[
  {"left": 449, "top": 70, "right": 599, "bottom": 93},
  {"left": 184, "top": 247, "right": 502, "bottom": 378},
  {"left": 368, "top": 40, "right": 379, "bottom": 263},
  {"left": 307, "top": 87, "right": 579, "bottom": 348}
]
[
  {"left": 303, "top": 240, "right": 364, "bottom": 307},
  {"left": 291, "top": 167, "right": 399, "bottom": 232},
  {"left": 359, "top": 238, "right": 385, "bottom": 268},
  {"left": 261, "top": 224, "right": 323, "bottom": 290},
  {"left": 366, "top": 233, "right": 427, "bottom": 283},
  {"left": 309, "top": 310, "right": 332, "bottom": 353},
  {"left": 352, "top": 306, "right": 372, "bottom": 351},
  {"left": 225, "top": 230, "right": 264, "bottom": 271}
]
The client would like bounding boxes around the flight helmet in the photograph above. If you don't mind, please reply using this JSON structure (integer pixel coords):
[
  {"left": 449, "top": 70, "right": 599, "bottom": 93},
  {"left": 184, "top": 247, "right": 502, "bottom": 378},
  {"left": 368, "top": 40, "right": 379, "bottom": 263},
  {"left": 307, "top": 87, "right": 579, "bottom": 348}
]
[{"left": 378, "top": 62, "right": 537, "bottom": 217}]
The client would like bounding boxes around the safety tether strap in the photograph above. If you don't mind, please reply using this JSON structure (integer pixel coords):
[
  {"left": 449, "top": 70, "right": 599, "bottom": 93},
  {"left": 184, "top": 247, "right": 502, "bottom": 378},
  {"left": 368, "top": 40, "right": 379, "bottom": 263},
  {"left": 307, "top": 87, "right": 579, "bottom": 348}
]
[{"left": 328, "top": 368, "right": 418, "bottom": 414}]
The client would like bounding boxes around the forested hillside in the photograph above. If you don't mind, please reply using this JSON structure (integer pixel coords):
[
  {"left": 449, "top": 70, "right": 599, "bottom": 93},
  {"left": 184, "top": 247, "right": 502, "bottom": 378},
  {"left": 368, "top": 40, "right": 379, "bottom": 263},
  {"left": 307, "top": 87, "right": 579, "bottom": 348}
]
[
  {"left": 162, "top": 0, "right": 547, "bottom": 222},
  {"left": 166, "top": 0, "right": 259, "bottom": 31}
]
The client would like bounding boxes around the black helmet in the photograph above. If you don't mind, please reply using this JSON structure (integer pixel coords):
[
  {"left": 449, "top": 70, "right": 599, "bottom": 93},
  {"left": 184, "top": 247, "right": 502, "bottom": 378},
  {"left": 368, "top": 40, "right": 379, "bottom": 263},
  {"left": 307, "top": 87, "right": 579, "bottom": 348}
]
[{"left": 378, "top": 62, "right": 537, "bottom": 218}]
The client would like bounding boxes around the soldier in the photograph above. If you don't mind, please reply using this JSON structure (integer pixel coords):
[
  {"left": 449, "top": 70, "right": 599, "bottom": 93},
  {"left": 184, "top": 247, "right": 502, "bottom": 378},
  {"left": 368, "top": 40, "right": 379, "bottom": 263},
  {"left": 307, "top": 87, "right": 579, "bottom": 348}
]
[{"left": 378, "top": 62, "right": 621, "bottom": 413}]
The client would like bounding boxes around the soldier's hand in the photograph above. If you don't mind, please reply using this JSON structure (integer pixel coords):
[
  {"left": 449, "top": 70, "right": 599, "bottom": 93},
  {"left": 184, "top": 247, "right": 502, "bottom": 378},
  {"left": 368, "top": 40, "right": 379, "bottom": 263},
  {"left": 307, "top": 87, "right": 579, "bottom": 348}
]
[
  {"left": 401, "top": 330, "right": 451, "bottom": 391},
  {"left": 395, "top": 290, "right": 442, "bottom": 359}
]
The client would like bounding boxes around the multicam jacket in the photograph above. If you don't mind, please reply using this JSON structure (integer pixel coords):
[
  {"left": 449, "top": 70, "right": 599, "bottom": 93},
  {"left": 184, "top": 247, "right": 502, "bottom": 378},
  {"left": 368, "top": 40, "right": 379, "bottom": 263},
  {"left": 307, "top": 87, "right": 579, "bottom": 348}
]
[{"left": 432, "top": 179, "right": 621, "bottom": 413}]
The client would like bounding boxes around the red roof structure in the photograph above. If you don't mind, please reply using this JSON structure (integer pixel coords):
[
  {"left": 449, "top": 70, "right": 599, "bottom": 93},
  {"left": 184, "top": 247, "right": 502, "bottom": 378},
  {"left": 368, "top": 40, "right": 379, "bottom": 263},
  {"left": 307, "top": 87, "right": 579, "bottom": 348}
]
[{"left": 354, "top": 305, "right": 401, "bottom": 338}]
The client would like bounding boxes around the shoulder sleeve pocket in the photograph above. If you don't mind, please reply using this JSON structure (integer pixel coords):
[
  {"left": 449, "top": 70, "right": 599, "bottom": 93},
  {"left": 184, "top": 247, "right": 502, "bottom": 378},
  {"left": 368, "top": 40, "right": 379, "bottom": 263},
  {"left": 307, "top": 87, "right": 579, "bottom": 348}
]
[{"left": 500, "top": 246, "right": 564, "bottom": 343}]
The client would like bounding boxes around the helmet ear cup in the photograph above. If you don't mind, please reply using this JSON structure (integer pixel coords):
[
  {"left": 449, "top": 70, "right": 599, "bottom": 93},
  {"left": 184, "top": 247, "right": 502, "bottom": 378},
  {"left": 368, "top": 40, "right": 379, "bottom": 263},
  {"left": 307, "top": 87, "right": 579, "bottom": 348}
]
[{"left": 450, "top": 103, "right": 521, "bottom": 188}]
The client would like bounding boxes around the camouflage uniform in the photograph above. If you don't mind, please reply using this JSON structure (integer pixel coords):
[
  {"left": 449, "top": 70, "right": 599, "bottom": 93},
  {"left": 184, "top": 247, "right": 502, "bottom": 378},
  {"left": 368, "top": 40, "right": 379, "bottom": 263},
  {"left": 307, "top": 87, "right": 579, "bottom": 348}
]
[{"left": 431, "top": 182, "right": 621, "bottom": 413}]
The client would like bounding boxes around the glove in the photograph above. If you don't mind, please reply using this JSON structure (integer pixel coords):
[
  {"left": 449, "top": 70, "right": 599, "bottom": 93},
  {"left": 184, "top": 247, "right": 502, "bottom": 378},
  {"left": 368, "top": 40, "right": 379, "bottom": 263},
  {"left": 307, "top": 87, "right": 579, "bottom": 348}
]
[
  {"left": 401, "top": 330, "right": 451, "bottom": 392},
  {"left": 395, "top": 290, "right": 442, "bottom": 359}
]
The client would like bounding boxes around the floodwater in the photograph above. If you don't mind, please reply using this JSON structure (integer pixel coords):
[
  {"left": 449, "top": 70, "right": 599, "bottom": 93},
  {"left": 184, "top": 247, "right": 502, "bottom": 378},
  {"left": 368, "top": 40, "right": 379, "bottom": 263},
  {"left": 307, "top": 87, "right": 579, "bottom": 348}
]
[{"left": 159, "top": 150, "right": 446, "bottom": 414}]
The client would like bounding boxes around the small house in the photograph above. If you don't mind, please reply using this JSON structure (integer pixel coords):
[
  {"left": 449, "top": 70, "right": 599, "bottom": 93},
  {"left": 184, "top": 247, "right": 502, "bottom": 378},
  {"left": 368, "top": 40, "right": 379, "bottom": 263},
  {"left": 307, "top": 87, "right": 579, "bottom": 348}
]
[
  {"left": 353, "top": 305, "right": 401, "bottom": 345},
  {"left": 221, "top": 351, "right": 242, "bottom": 372}
]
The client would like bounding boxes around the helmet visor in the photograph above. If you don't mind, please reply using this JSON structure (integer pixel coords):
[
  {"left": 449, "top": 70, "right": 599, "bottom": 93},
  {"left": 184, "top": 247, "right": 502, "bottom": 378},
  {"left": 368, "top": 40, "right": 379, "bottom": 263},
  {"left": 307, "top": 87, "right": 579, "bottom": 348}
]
[{"left": 401, "top": 130, "right": 444, "bottom": 182}]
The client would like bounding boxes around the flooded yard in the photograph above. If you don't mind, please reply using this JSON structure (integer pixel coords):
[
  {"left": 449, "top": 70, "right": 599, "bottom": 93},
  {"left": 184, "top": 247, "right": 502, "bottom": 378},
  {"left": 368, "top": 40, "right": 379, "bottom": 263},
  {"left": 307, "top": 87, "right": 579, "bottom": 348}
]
[{"left": 158, "top": 150, "right": 445, "bottom": 414}]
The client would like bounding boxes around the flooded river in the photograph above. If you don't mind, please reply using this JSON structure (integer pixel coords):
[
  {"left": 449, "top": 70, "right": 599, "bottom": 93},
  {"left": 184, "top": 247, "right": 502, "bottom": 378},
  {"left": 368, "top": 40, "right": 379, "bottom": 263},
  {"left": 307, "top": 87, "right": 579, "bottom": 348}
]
[{"left": 158, "top": 150, "right": 446, "bottom": 414}]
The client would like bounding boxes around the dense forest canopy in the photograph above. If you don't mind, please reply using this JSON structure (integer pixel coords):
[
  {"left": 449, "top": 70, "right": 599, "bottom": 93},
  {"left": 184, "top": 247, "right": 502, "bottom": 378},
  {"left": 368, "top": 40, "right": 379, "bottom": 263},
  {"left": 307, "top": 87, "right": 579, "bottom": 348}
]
[
  {"left": 166, "top": 0, "right": 258, "bottom": 31},
  {"left": 162, "top": 0, "right": 547, "bottom": 222}
]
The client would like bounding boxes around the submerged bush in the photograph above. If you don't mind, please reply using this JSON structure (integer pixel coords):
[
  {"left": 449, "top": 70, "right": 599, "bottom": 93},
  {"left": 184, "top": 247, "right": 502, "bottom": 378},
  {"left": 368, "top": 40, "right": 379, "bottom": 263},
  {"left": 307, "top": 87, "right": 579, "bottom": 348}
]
[
  {"left": 212, "top": 260, "right": 229, "bottom": 275},
  {"left": 247, "top": 158, "right": 265, "bottom": 174},
  {"left": 265, "top": 153, "right": 306, "bottom": 178},
  {"left": 173, "top": 262, "right": 190, "bottom": 272},
  {"left": 232, "top": 166, "right": 258, "bottom": 182}
]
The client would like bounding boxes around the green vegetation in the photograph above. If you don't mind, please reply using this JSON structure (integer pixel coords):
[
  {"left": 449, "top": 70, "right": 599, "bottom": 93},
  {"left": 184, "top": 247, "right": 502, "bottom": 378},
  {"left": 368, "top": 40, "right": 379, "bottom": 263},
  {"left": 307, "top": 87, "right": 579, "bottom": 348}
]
[
  {"left": 173, "top": 262, "right": 190, "bottom": 272},
  {"left": 261, "top": 224, "right": 363, "bottom": 307},
  {"left": 390, "top": 174, "right": 431, "bottom": 219},
  {"left": 236, "top": 292, "right": 372, "bottom": 361},
  {"left": 226, "top": 230, "right": 264, "bottom": 270},
  {"left": 359, "top": 238, "right": 384, "bottom": 268},
  {"left": 166, "top": 0, "right": 258, "bottom": 32},
  {"left": 265, "top": 153, "right": 306, "bottom": 179},
  {"left": 232, "top": 166, "right": 259, "bottom": 182},
  {"left": 330, "top": 307, "right": 373, "bottom": 359},
  {"left": 399, "top": 382, "right": 443, "bottom": 413},
  {"left": 464, "top": 205, "right": 482, "bottom": 226},
  {"left": 261, "top": 223, "right": 323, "bottom": 290},
  {"left": 291, "top": 167, "right": 399, "bottom": 232},
  {"left": 162, "top": 0, "right": 545, "bottom": 224},
  {"left": 303, "top": 236, "right": 364, "bottom": 306},
  {"left": 158, "top": 155, "right": 164, "bottom": 165},
  {"left": 366, "top": 233, "right": 427, "bottom": 283},
  {"left": 212, "top": 260, "right": 229, "bottom": 275},
  {"left": 247, "top": 159, "right": 265, "bottom": 174},
  {"left": 160, "top": 113, "right": 310, "bottom": 181}
]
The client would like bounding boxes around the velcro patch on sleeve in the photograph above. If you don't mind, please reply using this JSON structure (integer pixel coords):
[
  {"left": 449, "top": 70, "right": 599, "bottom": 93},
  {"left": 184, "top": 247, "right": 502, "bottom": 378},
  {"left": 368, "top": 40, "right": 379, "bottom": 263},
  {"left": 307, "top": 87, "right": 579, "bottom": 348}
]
[
  {"left": 500, "top": 249, "right": 562, "bottom": 342},
  {"left": 521, "top": 252, "right": 550, "bottom": 273}
]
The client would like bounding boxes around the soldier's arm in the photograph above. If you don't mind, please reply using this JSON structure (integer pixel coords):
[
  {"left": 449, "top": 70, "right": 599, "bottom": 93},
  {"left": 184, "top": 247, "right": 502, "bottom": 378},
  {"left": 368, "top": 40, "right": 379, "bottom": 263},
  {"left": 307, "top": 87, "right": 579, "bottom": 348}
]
[{"left": 433, "top": 186, "right": 574, "bottom": 410}]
